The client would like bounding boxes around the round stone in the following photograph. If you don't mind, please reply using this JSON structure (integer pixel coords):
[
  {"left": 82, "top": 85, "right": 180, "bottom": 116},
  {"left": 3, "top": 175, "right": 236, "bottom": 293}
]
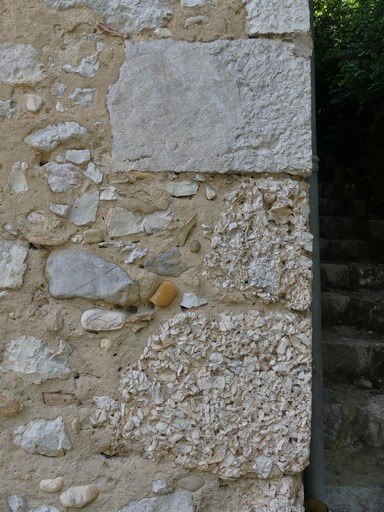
[{"left": 175, "top": 474, "right": 205, "bottom": 492}]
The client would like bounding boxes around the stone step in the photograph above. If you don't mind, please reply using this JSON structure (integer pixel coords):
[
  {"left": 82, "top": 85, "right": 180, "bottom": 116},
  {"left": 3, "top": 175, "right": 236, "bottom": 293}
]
[
  {"left": 320, "top": 239, "right": 369, "bottom": 261},
  {"left": 321, "top": 262, "right": 384, "bottom": 290},
  {"left": 319, "top": 182, "right": 357, "bottom": 201},
  {"left": 322, "top": 327, "right": 384, "bottom": 386},
  {"left": 319, "top": 198, "right": 367, "bottom": 218},
  {"left": 319, "top": 217, "right": 368, "bottom": 240},
  {"left": 324, "top": 384, "right": 384, "bottom": 449},
  {"left": 322, "top": 290, "right": 384, "bottom": 332}
]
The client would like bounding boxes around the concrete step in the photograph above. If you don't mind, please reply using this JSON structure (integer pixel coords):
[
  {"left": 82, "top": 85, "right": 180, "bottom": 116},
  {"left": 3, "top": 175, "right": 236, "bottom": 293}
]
[
  {"left": 320, "top": 239, "right": 369, "bottom": 261},
  {"left": 324, "top": 383, "right": 384, "bottom": 449},
  {"left": 321, "top": 262, "right": 384, "bottom": 290},
  {"left": 319, "top": 217, "right": 368, "bottom": 240},
  {"left": 323, "top": 328, "right": 384, "bottom": 386},
  {"left": 325, "top": 447, "right": 384, "bottom": 512},
  {"left": 322, "top": 290, "right": 384, "bottom": 332}
]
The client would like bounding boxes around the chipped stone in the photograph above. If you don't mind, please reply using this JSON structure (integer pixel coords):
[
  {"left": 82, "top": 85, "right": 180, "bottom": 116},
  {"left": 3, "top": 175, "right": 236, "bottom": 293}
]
[
  {"left": 24, "top": 122, "right": 88, "bottom": 151},
  {"left": 181, "top": 0, "right": 215, "bottom": 6},
  {"left": 43, "top": 0, "right": 173, "bottom": 36},
  {"left": 176, "top": 474, "right": 205, "bottom": 492},
  {"left": 144, "top": 248, "right": 188, "bottom": 277},
  {"left": 71, "top": 234, "right": 83, "bottom": 244},
  {"left": 100, "top": 185, "right": 120, "bottom": 200},
  {"left": 13, "top": 417, "right": 72, "bottom": 456},
  {"left": 43, "top": 392, "right": 77, "bottom": 407},
  {"left": 50, "top": 203, "right": 70, "bottom": 217},
  {"left": 84, "top": 161, "right": 103, "bottom": 184},
  {"left": 63, "top": 51, "right": 100, "bottom": 78},
  {"left": 0, "top": 239, "right": 28, "bottom": 289},
  {"left": 180, "top": 293, "right": 207, "bottom": 308},
  {"left": 107, "top": 207, "right": 173, "bottom": 237},
  {"left": 68, "top": 87, "right": 95, "bottom": 107},
  {"left": 56, "top": 101, "right": 66, "bottom": 112},
  {"left": 52, "top": 81, "right": 67, "bottom": 99},
  {"left": 7, "top": 495, "right": 28, "bottom": 512},
  {"left": 83, "top": 228, "right": 103, "bottom": 244},
  {"left": 71, "top": 417, "right": 82, "bottom": 434},
  {"left": 39, "top": 477, "right": 65, "bottom": 493},
  {"left": 3, "top": 223, "right": 18, "bottom": 236},
  {"left": 59, "top": 484, "right": 99, "bottom": 508},
  {"left": 27, "top": 211, "right": 46, "bottom": 223},
  {"left": 81, "top": 309, "right": 127, "bottom": 332},
  {"left": 242, "top": 0, "right": 310, "bottom": 35},
  {"left": 0, "top": 337, "right": 71, "bottom": 384},
  {"left": 46, "top": 249, "right": 140, "bottom": 306},
  {"left": 69, "top": 191, "right": 99, "bottom": 226},
  {"left": 118, "top": 491, "right": 195, "bottom": 512},
  {"left": 0, "top": 43, "right": 44, "bottom": 84},
  {"left": 7, "top": 162, "right": 28, "bottom": 193},
  {"left": 121, "top": 243, "right": 148, "bottom": 264},
  {"left": 0, "top": 99, "right": 15, "bottom": 119},
  {"left": 100, "top": 338, "right": 113, "bottom": 352},
  {"left": 44, "top": 163, "right": 83, "bottom": 192},
  {"left": 26, "top": 94, "right": 44, "bottom": 113},
  {"left": 158, "top": 181, "right": 199, "bottom": 197},
  {"left": 184, "top": 15, "right": 209, "bottom": 27},
  {"left": 65, "top": 149, "right": 91, "bottom": 165},
  {"left": 109, "top": 40, "right": 311, "bottom": 174},
  {"left": 154, "top": 27, "right": 172, "bottom": 38},
  {"left": 205, "top": 185, "right": 216, "bottom": 200}
]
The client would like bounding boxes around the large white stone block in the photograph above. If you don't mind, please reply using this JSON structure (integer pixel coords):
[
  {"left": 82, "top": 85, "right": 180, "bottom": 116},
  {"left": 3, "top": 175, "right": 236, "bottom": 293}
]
[
  {"left": 242, "top": 0, "right": 310, "bottom": 35},
  {"left": 108, "top": 39, "right": 312, "bottom": 175}
]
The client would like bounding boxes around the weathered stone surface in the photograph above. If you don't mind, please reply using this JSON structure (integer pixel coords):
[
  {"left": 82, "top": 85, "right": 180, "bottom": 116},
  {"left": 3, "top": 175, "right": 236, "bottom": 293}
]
[
  {"left": 108, "top": 40, "right": 312, "bottom": 174},
  {"left": 24, "top": 122, "right": 88, "bottom": 151},
  {"left": 26, "top": 94, "right": 44, "bottom": 113},
  {"left": 0, "top": 239, "right": 28, "bottom": 289},
  {"left": 152, "top": 480, "right": 173, "bottom": 496},
  {"left": 59, "top": 485, "right": 99, "bottom": 508},
  {"left": 176, "top": 474, "right": 205, "bottom": 492},
  {"left": 44, "top": 163, "right": 83, "bottom": 193},
  {"left": 103, "top": 310, "right": 311, "bottom": 478},
  {"left": 29, "top": 507, "right": 60, "bottom": 512},
  {"left": 144, "top": 248, "right": 188, "bottom": 276},
  {"left": 13, "top": 417, "right": 72, "bottom": 456},
  {"left": 180, "top": 293, "right": 207, "bottom": 308},
  {"left": 65, "top": 149, "right": 90, "bottom": 165},
  {"left": 0, "top": 43, "right": 44, "bottom": 84},
  {"left": 204, "top": 178, "right": 313, "bottom": 311},
  {"left": 158, "top": 181, "right": 199, "bottom": 197},
  {"left": 118, "top": 491, "right": 195, "bottom": 512},
  {"left": 69, "top": 191, "right": 99, "bottom": 226},
  {"left": 7, "top": 162, "right": 28, "bottom": 193},
  {"left": 7, "top": 495, "right": 28, "bottom": 512},
  {"left": 39, "top": 477, "right": 65, "bottom": 493},
  {"left": 45, "top": 250, "right": 140, "bottom": 306},
  {"left": 81, "top": 308, "right": 127, "bottom": 332},
  {"left": 242, "top": 0, "right": 310, "bottom": 35},
  {"left": 84, "top": 161, "right": 103, "bottom": 183},
  {"left": 107, "top": 207, "right": 173, "bottom": 237},
  {"left": 0, "top": 337, "right": 71, "bottom": 384},
  {"left": 68, "top": 87, "right": 95, "bottom": 107},
  {"left": 43, "top": 0, "right": 173, "bottom": 36},
  {"left": 83, "top": 228, "right": 103, "bottom": 243},
  {"left": 50, "top": 202, "right": 70, "bottom": 217},
  {"left": 0, "top": 99, "right": 15, "bottom": 119},
  {"left": 43, "top": 392, "right": 77, "bottom": 407}
]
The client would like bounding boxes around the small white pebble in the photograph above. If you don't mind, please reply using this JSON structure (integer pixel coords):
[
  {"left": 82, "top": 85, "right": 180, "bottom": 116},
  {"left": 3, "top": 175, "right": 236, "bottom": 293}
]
[
  {"left": 39, "top": 477, "right": 64, "bottom": 493},
  {"left": 100, "top": 338, "right": 113, "bottom": 352}
]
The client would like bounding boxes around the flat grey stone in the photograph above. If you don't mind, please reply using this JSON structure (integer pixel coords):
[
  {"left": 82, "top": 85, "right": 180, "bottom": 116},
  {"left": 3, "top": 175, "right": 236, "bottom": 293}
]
[
  {"left": 0, "top": 238, "right": 28, "bottom": 289},
  {"left": 242, "top": 0, "right": 310, "bottom": 35},
  {"left": 45, "top": 249, "right": 140, "bottom": 306},
  {"left": 118, "top": 491, "right": 195, "bottom": 512},
  {"left": 69, "top": 191, "right": 99, "bottom": 226},
  {"left": 0, "top": 336, "right": 71, "bottom": 384},
  {"left": 24, "top": 122, "right": 88, "bottom": 151},
  {"left": 0, "top": 43, "right": 44, "bottom": 84},
  {"left": 108, "top": 39, "right": 312, "bottom": 174},
  {"left": 13, "top": 417, "right": 72, "bottom": 456},
  {"left": 43, "top": 0, "right": 172, "bottom": 36},
  {"left": 144, "top": 248, "right": 188, "bottom": 276},
  {"left": 44, "top": 163, "right": 83, "bottom": 193}
]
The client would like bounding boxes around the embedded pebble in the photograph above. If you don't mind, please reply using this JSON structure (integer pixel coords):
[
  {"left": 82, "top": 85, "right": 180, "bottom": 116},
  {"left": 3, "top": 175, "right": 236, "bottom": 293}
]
[
  {"left": 149, "top": 281, "right": 178, "bottom": 308},
  {"left": 190, "top": 240, "right": 201, "bottom": 253},
  {"left": 121, "top": 243, "right": 148, "bottom": 264},
  {"left": 59, "top": 484, "right": 99, "bottom": 508},
  {"left": 176, "top": 474, "right": 205, "bottom": 492},
  {"left": 152, "top": 479, "right": 173, "bottom": 495},
  {"left": 144, "top": 248, "right": 188, "bottom": 277},
  {"left": 84, "top": 161, "right": 103, "bottom": 184},
  {"left": 24, "top": 122, "right": 88, "bottom": 151},
  {"left": 71, "top": 417, "right": 82, "bottom": 434},
  {"left": 0, "top": 99, "right": 15, "bottom": 120},
  {"left": 50, "top": 203, "right": 70, "bottom": 217},
  {"left": 0, "top": 238, "right": 29, "bottom": 289},
  {"left": 71, "top": 234, "right": 84, "bottom": 244},
  {"left": 81, "top": 308, "right": 127, "bottom": 332},
  {"left": 44, "top": 163, "right": 83, "bottom": 193},
  {"left": 158, "top": 181, "right": 199, "bottom": 197},
  {"left": 26, "top": 94, "right": 44, "bottom": 112},
  {"left": 205, "top": 185, "right": 217, "bottom": 200},
  {"left": 7, "top": 162, "right": 28, "bottom": 193},
  {"left": 0, "top": 395, "right": 22, "bottom": 415},
  {"left": 7, "top": 495, "right": 28, "bottom": 512},
  {"left": 83, "top": 228, "right": 104, "bottom": 244},
  {"left": 100, "top": 185, "right": 120, "bottom": 200},
  {"left": 39, "top": 477, "right": 65, "bottom": 493},
  {"left": 180, "top": 293, "right": 208, "bottom": 308},
  {"left": 13, "top": 417, "right": 72, "bottom": 456},
  {"left": 154, "top": 28, "right": 172, "bottom": 38},
  {"left": 185, "top": 15, "right": 209, "bottom": 27},
  {"left": 100, "top": 338, "right": 114, "bottom": 352},
  {"left": 69, "top": 191, "right": 99, "bottom": 226},
  {"left": 65, "top": 149, "right": 91, "bottom": 165},
  {"left": 68, "top": 87, "right": 95, "bottom": 107}
]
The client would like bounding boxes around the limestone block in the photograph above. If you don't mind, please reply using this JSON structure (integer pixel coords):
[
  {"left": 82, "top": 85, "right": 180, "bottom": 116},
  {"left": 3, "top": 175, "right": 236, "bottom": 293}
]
[
  {"left": 0, "top": 43, "right": 44, "bottom": 84},
  {"left": 242, "top": 0, "right": 310, "bottom": 35},
  {"left": 105, "top": 309, "right": 312, "bottom": 478},
  {"left": 0, "top": 337, "right": 71, "bottom": 384},
  {"left": 0, "top": 238, "right": 28, "bottom": 289},
  {"left": 43, "top": 0, "right": 173, "bottom": 36},
  {"left": 45, "top": 249, "right": 140, "bottom": 306},
  {"left": 13, "top": 417, "right": 72, "bottom": 456},
  {"left": 108, "top": 39, "right": 312, "bottom": 174}
]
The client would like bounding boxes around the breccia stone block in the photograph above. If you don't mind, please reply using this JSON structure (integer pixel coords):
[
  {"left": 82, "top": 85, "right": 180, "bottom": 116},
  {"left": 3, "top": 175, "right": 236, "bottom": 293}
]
[
  {"left": 242, "top": 0, "right": 310, "bottom": 35},
  {"left": 108, "top": 39, "right": 312, "bottom": 175}
]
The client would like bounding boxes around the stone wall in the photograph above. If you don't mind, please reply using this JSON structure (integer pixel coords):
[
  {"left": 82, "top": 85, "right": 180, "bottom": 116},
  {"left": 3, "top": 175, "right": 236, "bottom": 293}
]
[{"left": 0, "top": 1, "right": 313, "bottom": 510}]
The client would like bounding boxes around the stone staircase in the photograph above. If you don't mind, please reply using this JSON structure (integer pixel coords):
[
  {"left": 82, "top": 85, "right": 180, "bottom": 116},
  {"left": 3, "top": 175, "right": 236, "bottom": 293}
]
[{"left": 319, "top": 177, "right": 384, "bottom": 512}]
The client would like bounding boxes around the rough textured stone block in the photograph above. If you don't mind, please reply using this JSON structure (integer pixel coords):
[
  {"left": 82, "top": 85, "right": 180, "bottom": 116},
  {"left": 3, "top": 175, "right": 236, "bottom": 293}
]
[
  {"left": 108, "top": 39, "right": 312, "bottom": 175},
  {"left": 242, "top": 0, "right": 310, "bottom": 35}
]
